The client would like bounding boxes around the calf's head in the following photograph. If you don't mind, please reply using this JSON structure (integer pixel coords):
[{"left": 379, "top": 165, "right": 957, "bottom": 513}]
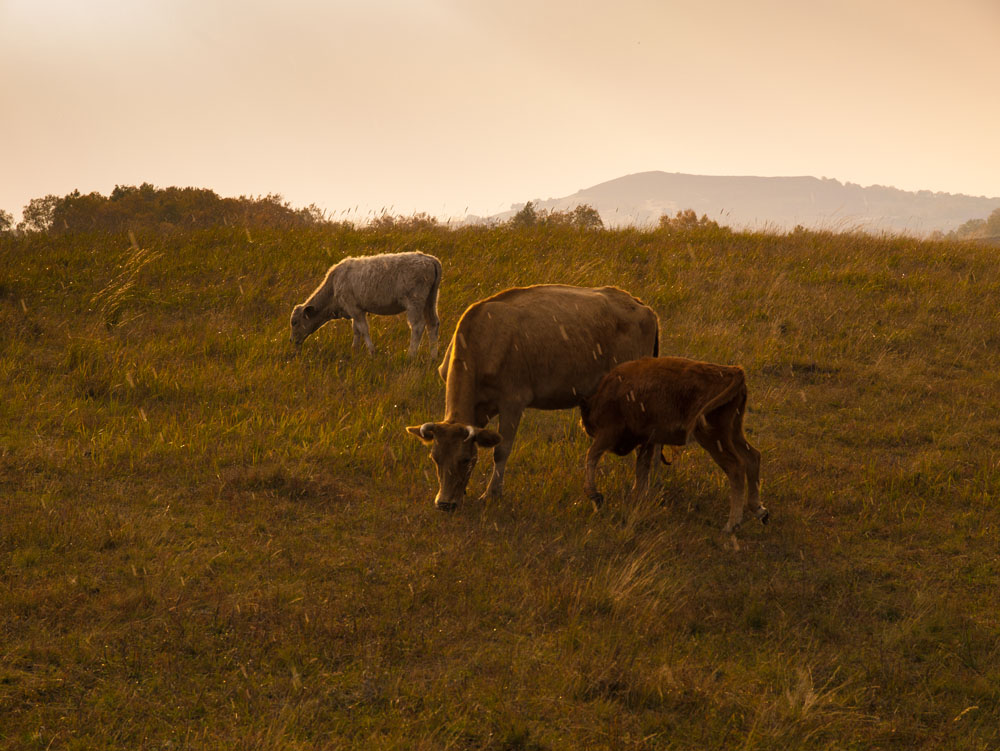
[
  {"left": 406, "top": 422, "right": 502, "bottom": 510},
  {"left": 289, "top": 303, "right": 320, "bottom": 345},
  {"left": 290, "top": 303, "right": 348, "bottom": 345}
]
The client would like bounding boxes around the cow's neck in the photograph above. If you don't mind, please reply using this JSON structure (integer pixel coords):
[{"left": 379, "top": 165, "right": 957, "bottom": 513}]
[
  {"left": 442, "top": 354, "right": 479, "bottom": 426},
  {"left": 307, "top": 270, "right": 339, "bottom": 313}
]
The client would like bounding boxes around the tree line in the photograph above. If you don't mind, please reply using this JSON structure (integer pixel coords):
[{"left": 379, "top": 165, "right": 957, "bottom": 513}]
[
  {"left": 0, "top": 184, "right": 328, "bottom": 234},
  {"left": 3, "top": 183, "right": 994, "bottom": 240},
  {"left": 934, "top": 206, "right": 1000, "bottom": 243}
]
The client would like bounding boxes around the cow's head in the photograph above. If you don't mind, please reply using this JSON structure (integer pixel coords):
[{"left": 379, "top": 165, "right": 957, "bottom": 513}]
[
  {"left": 406, "top": 422, "right": 502, "bottom": 510},
  {"left": 292, "top": 303, "right": 344, "bottom": 345},
  {"left": 290, "top": 303, "right": 317, "bottom": 345}
]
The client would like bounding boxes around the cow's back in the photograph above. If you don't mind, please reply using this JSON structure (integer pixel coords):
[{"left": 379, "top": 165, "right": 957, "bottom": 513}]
[
  {"left": 444, "top": 285, "right": 658, "bottom": 414},
  {"left": 585, "top": 357, "right": 746, "bottom": 443},
  {"left": 335, "top": 252, "right": 439, "bottom": 314}
]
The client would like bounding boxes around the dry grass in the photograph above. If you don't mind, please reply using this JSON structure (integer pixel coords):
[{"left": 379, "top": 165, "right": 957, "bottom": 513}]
[{"left": 1, "top": 222, "right": 999, "bottom": 749}]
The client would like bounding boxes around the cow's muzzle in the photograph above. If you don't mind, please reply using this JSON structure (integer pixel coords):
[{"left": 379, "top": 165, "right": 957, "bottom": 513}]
[{"left": 434, "top": 492, "right": 459, "bottom": 512}]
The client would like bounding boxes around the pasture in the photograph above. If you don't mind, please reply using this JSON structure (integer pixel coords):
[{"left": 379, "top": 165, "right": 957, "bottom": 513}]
[{"left": 1, "top": 221, "right": 998, "bottom": 749}]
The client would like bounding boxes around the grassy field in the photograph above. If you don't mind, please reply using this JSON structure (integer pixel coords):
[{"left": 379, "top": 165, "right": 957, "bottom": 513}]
[{"left": 1, "top": 220, "right": 999, "bottom": 749}]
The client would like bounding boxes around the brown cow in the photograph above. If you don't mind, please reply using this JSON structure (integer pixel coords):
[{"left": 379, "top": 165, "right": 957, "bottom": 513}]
[
  {"left": 580, "top": 356, "right": 767, "bottom": 533},
  {"left": 406, "top": 284, "right": 659, "bottom": 510}
]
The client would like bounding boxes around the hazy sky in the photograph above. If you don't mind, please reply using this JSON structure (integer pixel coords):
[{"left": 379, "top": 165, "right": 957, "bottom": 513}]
[{"left": 2, "top": 0, "right": 999, "bottom": 222}]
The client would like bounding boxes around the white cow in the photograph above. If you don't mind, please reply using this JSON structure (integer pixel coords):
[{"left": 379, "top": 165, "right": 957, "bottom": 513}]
[{"left": 290, "top": 251, "right": 442, "bottom": 356}]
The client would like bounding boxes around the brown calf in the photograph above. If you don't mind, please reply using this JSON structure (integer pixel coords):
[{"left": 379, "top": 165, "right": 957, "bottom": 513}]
[{"left": 580, "top": 356, "right": 767, "bottom": 533}]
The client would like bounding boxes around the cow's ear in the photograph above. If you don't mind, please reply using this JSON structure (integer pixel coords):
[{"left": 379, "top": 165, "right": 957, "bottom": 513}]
[
  {"left": 303, "top": 305, "right": 317, "bottom": 320},
  {"left": 406, "top": 423, "right": 436, "bottom": 443},
  {"left": 473, "top": 429, "right": 502, "bottom": 449}
]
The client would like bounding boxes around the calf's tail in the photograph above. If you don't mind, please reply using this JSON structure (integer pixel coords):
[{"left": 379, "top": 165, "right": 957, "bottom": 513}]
[{"left": 685, "top": 367, "right": 747, "bottom": 436}]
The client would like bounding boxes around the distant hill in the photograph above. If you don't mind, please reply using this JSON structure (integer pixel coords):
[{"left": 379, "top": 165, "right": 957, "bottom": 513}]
[{"left": 485, "top": 172, "right": 1000, "bottom": 234}]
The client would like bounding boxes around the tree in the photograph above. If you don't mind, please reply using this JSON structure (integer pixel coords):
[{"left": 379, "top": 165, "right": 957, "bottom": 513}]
[
  {"left": 985, "top": 207, "right": 1000, "bottom": 238},
  {"left": 0, "top": 209, "right": 13, "bottom": 232},
  {"left": 511, "top": 201, "right": 539, "bottom": 227},
  {"left": 13, "top": 184, "right": 336, "bottom": 234},
  {"left": 570, "top": 204, "right": 603, "bottom": 230},
  {"left": 657, "top": 209, "right": 726, "bottom": 233},
  {"left": 18, "top": 195, "right": 60, "bottom": 232},
  {"left": 945, "top": 207, "right": 1000, "bottom": 242}
]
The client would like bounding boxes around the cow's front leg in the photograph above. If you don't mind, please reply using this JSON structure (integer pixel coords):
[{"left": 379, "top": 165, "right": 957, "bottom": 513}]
[
  {"left": 352, "top": 314, "right": 375, "bottom": 354},
  {"left": 481, "top": 407, "right": 522, "bottom": 501},
  {"left": 584, "top": 439, "right": 610, "bottom": 512}
]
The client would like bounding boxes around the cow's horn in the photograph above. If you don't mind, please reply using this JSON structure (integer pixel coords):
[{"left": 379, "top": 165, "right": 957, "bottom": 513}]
[
  {"left": 465, "top": 425, "right": 477, "bottom": 440},
  {"left": 419, "top": 423, "right": 435, "bottom": 439}
]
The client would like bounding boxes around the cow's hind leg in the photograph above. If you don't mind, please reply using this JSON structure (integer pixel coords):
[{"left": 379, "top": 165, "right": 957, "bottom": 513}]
[
  {"left": 425, "top": 307, "right": 440, "bottom": 359},
  {"left": 481, "top": 406, "right": 522, "bottom": 502},
  {"left": 694, "top": 414, "right": 748, "bottom": 533},
  {"left": 732, "top": 410, "right": 766, "bottom": 525},
  {"left": 632, "top": 440, "right": 656, "bottom": 499},
  {"left": 405, "top": 306, "right": 425, "bottom": 357}
]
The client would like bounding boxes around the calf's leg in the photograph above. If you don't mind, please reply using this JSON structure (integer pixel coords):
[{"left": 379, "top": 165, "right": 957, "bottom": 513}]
[
  {"left": 734, "top": 435, "right": 766, "bottom": 524},
  {"left": 632, "top": 441, "right": 656, "bottom": 499},
  {"left": 694, "top": 420, "right": 749, "bottom": 533},
  {"left": 730, "top": 398, "right": 767, "bottom": 524},
  {"left": 584, "top": 431, "right": 618, "bottom": 511}
]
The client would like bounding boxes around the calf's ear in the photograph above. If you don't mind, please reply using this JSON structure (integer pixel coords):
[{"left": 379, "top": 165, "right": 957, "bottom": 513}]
[
  {"left": 473, "top": 429, "right": 502, "bottom": 449},
  {"left": 406, "top": 423, "right": 437, "bottom": 443},
  {"left": 303, "top": 305, "right": 317, "bottom": 320}
]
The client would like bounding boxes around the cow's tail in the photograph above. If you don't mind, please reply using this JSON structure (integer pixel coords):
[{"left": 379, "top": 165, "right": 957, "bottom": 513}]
[
  {"left": 425, "top": 256, "right": 443, "bottom": 324},
  {"left": 686, "top": 367, "right": 746, "bottom": 436},
  {"left": 652, "top": 318, "right": 659, "bottom": 357}
]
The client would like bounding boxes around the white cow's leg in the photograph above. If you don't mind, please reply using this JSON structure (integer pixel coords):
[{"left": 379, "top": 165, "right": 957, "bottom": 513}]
[
  {"left": 481, "top": 407, "right": 522, "bottom": 501},
  {"left": 352, "top": 314, "right": 375, "bottom": 354},
  {"left": 405, "top": 307, "right": 425, "bottom": 357},
  {"left": 426, "top": 309, "right": 440, "bottom": 359}
]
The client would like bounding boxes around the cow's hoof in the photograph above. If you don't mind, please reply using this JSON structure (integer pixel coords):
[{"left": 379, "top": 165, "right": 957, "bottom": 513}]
[
  {"left": 589, "top": 492, "right": 604, "bottom": 512},
  {"left": 757, "top": 508, "right": 770, "bottom": 525},
  {"left": 435, "top": 501, "right": 457, "bottom": 512}
]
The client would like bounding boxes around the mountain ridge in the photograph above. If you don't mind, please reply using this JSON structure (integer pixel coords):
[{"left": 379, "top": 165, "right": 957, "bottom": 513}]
[{"left": 485, "top": 171, "right": 1000, "bottom": 234}]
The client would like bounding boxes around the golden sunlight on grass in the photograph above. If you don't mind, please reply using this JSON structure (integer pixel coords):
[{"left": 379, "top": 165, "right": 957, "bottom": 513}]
[{"left": 1, "top": 221, "right": 998, "bottom": 748}]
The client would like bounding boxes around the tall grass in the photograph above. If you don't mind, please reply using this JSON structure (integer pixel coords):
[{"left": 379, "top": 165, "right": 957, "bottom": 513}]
[{"left": 1, "top": 221, "right": 998, "bottom": 749}]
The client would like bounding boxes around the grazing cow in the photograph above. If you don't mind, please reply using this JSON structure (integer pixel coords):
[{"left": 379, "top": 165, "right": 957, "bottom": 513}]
[
  {"left": 580, "top": 356, "right": 767, "bottom": 533},
  {"left": 406, "top": 284, "right": 659, "bottom": 510},
  {"left": 290, "top": 251, "right": 442, "bottom": 356}
]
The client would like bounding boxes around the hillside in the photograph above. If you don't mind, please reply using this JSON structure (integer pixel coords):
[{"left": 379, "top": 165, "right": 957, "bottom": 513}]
[
  {"left": 491, "top": 171, "right": 1000, "bottom": 234},
  {"left": 1, "top": 222, "right": 999, "bottom": 748}
]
